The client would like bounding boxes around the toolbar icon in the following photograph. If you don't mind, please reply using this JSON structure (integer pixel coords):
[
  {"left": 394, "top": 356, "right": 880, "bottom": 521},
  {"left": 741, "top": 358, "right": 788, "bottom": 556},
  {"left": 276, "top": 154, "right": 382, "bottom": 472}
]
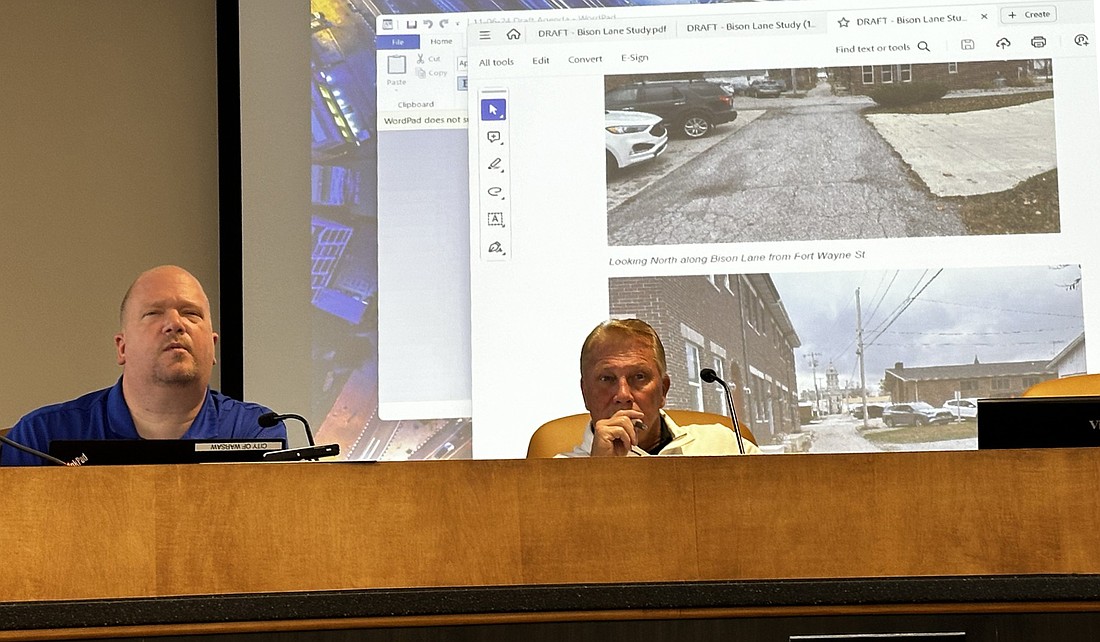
[{"left": 481, "top": 98, "right": 507, "bottom": 121}]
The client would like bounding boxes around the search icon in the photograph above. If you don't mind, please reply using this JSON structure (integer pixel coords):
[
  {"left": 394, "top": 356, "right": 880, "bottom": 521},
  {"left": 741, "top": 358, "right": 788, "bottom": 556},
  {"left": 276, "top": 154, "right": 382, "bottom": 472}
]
[{"left": 917, "top": 40, "right": 931, "bottom": 52}]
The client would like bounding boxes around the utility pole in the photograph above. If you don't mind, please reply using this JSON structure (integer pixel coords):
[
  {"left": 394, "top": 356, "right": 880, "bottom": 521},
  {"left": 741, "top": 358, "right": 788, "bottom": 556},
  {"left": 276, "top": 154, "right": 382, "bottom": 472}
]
[
  {"left": 805, "top": 352, "right": 821, "bottom": 417},
  {"left": 855, "top": 287, "right": 869, "bottom": 430}
]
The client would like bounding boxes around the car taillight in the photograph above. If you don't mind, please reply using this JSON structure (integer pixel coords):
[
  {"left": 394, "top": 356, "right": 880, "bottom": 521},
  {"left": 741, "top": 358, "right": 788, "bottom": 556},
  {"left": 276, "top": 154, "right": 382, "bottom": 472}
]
[{"left": 720, "top": 96, "right": 731, "bottom": 106}]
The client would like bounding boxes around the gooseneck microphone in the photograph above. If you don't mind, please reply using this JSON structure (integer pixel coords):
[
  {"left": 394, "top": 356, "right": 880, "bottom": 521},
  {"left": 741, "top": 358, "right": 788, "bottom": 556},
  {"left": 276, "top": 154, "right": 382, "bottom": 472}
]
[
  {"left": 259, "top": 412, "right": 314, "bottom": 445},
  {"left": 257, "top": 412, "right": 340, "bottom": 462},
  {"left": 0, "top": 431, "right": 73, "bottom": 466},
  {"left": 699, "top": 368, "right": 746, "bottom": 455}
]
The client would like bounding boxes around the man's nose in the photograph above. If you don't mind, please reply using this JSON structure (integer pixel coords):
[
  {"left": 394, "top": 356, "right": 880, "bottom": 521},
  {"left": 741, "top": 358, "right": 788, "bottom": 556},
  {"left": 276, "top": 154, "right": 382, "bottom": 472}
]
[
  {"left": 613, "top": 377, "right": 634, "bottom": 403},
  {"left": 162, "top": 310, "right": 185, "bottom": 333}
]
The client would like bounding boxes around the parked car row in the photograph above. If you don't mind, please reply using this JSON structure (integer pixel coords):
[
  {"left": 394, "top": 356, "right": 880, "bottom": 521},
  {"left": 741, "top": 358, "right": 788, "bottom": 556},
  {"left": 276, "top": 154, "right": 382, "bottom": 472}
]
[
  {"left": 718, "top": 77, "right": 788, "bottom": 98},
  {"left": 850, "top": 403, "right": 887, "bottom": 420},
  {"left": 604, "top": 79, "right": 739, "bottom": 174},
  {"left": 605, "top": 79, "right": 738, "bottom": 140},
  {"left": 882, "top": 402, "right": 956, "bottom": 427},
  {"left": 744, "top": 79, "right": 784, "bottom": 98},
  {"left": 849, "top": 398, "right": 981, "bottom": 425}
]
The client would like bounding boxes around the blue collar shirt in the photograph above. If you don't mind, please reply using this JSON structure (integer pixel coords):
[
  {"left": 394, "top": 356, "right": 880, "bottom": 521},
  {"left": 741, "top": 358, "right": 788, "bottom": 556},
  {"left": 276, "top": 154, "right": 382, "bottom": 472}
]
[{"left": 1, "top": 378, "right": 286, "bottom": 466}]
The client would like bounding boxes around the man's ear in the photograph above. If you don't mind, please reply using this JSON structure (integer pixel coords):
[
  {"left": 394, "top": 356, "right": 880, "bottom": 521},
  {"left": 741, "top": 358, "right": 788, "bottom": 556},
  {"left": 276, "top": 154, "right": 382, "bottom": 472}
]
[
  {"left": 212, "top": 331, "right": 219, "bottom": 365},
  {"left": 114, "top": 333, "right": 126, "bottom": 366}
]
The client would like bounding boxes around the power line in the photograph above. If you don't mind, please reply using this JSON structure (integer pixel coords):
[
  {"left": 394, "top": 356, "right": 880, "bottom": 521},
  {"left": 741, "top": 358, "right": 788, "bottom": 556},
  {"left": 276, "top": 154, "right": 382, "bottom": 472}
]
[
  {"left": 918, "top": 297, "right": 1083, "bottom": 319},
  {"left": 878, "top": 325, "right": 1082, "bottom": 337},
  {"left": 865, "top": 270, "right": 943, "bottom": 347}
]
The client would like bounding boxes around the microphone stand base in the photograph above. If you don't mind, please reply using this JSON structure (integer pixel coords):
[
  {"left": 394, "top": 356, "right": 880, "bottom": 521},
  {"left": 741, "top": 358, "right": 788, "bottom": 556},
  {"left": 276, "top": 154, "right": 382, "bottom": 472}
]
[{"left": 262, "top": 444, "right": 340, "bottom": 462}]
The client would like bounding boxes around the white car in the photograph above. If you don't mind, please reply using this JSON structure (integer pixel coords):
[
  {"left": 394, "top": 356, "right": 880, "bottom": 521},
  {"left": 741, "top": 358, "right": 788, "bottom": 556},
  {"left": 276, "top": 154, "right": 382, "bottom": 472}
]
[
  {"left": 941, "top": 397, "right": 980, "bottom": 419},
  {"left": 605, "top": 110, "right": 668, "bottom": 174}
]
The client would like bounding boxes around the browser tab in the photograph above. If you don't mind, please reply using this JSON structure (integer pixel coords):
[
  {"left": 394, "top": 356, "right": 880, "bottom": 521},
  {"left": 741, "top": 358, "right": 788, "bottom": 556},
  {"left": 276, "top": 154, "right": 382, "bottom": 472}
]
[{"left": 684, "top": 13, "right": 826, "bottom": 37}]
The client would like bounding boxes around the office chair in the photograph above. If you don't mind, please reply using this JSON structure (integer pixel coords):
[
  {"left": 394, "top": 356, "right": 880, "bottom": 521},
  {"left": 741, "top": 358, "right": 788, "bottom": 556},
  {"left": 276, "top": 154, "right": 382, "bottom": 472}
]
[
  {"left": 1021, "top": 373, "right": 1100, "bottom": 397},
  {"left": 526, "top": 409, "right": 756, "bottom": 458}
]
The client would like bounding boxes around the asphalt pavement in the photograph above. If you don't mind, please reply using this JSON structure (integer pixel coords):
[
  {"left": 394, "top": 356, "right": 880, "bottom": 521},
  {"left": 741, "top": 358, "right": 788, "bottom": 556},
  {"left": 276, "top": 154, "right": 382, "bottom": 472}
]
[
  {"left": 804, "top": 413, "right": 977, "bottom": 454},
  {"left": 607, "top": 83, "right": 981, "bottom": 246}
]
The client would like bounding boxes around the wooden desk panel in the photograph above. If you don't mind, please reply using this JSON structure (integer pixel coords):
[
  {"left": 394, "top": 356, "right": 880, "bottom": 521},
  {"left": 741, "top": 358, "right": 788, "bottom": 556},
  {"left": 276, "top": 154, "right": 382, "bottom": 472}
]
[
  {"left": 2, "top": 449, "right": 1099, "bottom": 602},
  {"left": 690, "top": 449, "right": 1100, "bottom": 579}
]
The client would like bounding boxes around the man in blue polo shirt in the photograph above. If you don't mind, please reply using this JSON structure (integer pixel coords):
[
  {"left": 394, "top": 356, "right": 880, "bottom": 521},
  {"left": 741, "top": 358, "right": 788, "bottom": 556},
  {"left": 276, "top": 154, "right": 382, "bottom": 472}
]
[{"left": 1, "top": 265, "right": 286, "bottom": 466}]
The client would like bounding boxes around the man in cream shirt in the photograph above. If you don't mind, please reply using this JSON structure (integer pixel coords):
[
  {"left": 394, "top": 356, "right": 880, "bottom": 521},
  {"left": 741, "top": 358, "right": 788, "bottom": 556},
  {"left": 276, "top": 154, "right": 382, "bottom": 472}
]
[{"left": 561, "top": 318, "right": 760, "bottom": 457}]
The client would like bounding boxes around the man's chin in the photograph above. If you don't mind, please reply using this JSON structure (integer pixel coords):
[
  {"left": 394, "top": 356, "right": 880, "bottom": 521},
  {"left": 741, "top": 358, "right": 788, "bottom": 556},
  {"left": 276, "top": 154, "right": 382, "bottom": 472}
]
[{"left": 153, "top": 368, "right": 201, "bottom": 386}]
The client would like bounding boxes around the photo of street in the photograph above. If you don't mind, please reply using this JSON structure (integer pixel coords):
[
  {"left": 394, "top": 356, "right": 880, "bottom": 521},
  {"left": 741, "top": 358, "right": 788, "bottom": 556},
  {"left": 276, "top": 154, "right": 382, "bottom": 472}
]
[
  {"left": 606, "top": 61, "right": 1057, "bottom": 245},
  {"left": 610, "top": 265, "right": 1083, "bottom": 454}
]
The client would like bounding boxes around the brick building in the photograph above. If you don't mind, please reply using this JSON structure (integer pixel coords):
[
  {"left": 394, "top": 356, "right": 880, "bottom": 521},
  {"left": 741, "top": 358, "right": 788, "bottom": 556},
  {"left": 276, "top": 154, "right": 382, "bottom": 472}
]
[
  {"left": 609, "top": 274, "right": 801, "bottom": 444},
  {"left": 883, "top": 359, "right": 1055, "bottom": 407},
  {"left": 833, "top": 60, "right": 1038, "bottom": 96}
]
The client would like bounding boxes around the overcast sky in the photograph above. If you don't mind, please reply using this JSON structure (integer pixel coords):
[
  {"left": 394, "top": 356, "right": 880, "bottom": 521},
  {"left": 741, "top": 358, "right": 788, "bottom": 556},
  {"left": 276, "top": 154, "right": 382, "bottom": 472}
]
[{"left": 769, "top": 265, "right": 1084, "bottom": 395}]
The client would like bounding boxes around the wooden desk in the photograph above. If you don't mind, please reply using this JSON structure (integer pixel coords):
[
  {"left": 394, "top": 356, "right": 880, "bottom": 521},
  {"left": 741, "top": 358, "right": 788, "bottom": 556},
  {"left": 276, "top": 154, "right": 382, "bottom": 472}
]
[{"left": 2, "top": 449, "right": 1099, "bottom": 638}]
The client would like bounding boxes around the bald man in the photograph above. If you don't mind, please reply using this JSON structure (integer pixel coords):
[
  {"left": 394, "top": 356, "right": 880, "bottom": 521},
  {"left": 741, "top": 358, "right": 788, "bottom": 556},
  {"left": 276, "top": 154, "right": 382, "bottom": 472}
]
[{"left": 1, "top": 266, "right": 285, "bottom": 466}]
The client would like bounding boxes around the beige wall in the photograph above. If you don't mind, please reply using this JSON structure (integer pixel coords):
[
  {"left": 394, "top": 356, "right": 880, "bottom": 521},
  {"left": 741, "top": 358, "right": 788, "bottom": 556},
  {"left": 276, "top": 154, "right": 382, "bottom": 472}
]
[{"left": 0, "top": 0, "right": 221, "bottom": 429}]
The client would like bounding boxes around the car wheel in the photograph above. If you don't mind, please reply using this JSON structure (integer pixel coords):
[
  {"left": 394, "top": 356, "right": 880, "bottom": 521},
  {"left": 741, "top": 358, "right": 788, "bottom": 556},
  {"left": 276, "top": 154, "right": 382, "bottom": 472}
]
[
  {"left": 916, "top": 416, "right": 928, "bottom": 426},
  {"left": 884, "top": 417, "right": 893, "bottom": 427},
  {"left": 680, "top": 114, "right": 711, "bottom": 138},
  {"left": 606, "top": 151, "right": 618, "bottom": 175}
]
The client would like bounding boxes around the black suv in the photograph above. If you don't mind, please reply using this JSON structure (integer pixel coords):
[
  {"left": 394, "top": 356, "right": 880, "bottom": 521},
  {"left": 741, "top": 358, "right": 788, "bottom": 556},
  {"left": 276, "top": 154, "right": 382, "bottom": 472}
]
[{"left": 604, "top": 79, "right": 737, "bottom": 139}]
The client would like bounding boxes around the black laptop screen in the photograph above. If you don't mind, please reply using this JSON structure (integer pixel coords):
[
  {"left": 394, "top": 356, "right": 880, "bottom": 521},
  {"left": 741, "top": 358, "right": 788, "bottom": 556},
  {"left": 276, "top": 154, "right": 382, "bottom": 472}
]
[{"left": 978, "top": 396, "right": 1100, "bottom": 450}]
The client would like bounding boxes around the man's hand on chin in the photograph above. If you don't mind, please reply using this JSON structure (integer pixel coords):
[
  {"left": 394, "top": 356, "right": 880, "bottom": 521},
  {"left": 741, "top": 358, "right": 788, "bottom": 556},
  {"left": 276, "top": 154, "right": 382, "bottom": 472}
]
[{"left": 590, "top": 409, "right": 646, "bottom": 457}]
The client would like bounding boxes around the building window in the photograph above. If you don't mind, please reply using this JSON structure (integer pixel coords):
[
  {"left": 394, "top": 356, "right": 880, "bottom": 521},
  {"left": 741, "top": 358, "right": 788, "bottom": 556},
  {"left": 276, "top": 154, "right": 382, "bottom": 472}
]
[
  {"left": 960, "top": 380, "right": 978, "bottom": 391},
  {"left": 712, "top": 357, "right": 727, "bottom": 414},
  {"left": 948, "top": 62, "right": 958, "bottom": 74},
  {"left": 744, "top": 286, "right": 764, "bottom": 334},
  {"left": 900, "top": 64, "right": 912, "bottom": 82},
  {"left": 881, "top": 65, "right": 894, "bottom": 83},
  {"left": 1022, "top": 376, "right": 1043, "bottom": 388},
  {"left": 992, "top": 378, "right": 1011, "bottom": 390},
  {"left": 686, "top": 343, "right": 704, "bottom": 410},
  {"left": 862, "top": 66, "right": 874, "bottom": 84}
]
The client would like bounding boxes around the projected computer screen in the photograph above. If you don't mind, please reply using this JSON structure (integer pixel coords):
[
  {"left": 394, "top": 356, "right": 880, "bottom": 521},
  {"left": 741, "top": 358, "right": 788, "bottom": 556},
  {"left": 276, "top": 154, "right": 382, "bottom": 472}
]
[{"left": 241, "top": 0, "right": 1098, "bottom": 460}]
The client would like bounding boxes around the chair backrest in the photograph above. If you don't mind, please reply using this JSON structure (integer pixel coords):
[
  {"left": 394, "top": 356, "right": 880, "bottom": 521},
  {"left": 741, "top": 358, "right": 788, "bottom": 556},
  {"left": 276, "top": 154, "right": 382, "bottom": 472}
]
[
  {"left": 526, "top": 409, "right": 756, "bottom": 458},
  {"left": 1022, "top": 373, "right": 1100, "bottom": 397}
]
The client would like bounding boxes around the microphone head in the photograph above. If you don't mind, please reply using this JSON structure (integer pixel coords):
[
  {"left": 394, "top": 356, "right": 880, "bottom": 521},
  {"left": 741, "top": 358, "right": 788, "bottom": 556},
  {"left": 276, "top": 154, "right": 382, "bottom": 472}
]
[
  {"left": 257, "top": 412, "right": 281, "bottom": 428},
  {"left": 700, "top": 368, "right": 719, "bottom": 383}
]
